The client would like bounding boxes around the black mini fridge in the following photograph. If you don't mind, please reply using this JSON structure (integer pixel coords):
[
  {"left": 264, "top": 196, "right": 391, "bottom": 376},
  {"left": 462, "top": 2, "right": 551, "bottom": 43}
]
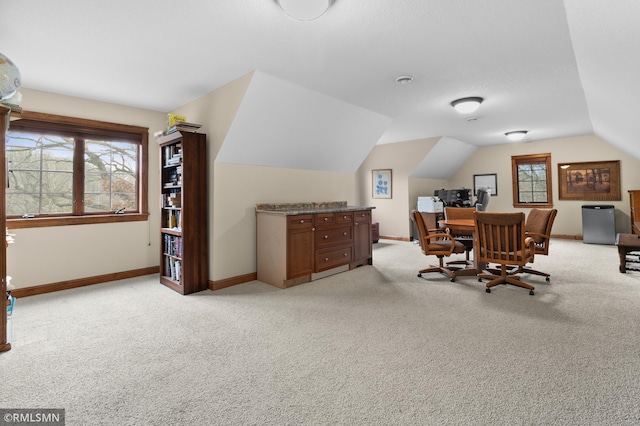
[{"left": 581, "top": 205, "right": 616, "bottom": 244}]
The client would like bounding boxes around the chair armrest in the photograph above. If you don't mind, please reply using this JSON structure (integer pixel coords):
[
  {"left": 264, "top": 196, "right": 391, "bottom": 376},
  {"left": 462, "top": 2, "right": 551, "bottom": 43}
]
[
  {"left": 425, "top": 233, "right": 457, "bottom": 255},
  {"left": 524, "top": 236, "right": 536, "bottom": 262}
]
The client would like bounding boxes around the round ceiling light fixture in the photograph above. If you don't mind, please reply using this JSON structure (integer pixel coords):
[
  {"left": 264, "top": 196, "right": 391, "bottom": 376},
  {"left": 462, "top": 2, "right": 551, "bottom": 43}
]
[
  {"left": 395, "top": 75, "right": 414, "bottom": 85},
  {"left": 277, "top": 0, "right": 332, "bottom": 21},
  {"left": 505, "top": 130, "right": 528, "bottom": 141},
  {"left": 0, "top": 52, "right": 21, "bottom": 101},
  {"left": 451, "top": 96, "right": 483, "bottom": 114}
]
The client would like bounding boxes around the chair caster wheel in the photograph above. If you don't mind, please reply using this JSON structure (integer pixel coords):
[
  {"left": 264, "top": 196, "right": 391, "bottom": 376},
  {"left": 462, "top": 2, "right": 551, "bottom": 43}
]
[
  {"left": 486, "top": 288, "right": 491, "bottom": 293},
  {"left": 478, "top": 278, "right": 482, "bottom": 282},
  {"left": 450, "top": 278, "right": 456, "bottom": 282},
  {"left": 418, "top": 273, "right": 422, "bottom": 278},
  {"left": 529, "top": 290, "right": 535, "bottom": 295},
  {"left": 545, "top": 277, "right": 550, "bottom": 282}
]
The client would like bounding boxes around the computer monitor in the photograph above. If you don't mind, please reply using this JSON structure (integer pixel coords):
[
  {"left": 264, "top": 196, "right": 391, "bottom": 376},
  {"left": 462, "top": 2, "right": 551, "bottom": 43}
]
[{"left": 475, "top": 188, "right": 491, "bottom": 211}]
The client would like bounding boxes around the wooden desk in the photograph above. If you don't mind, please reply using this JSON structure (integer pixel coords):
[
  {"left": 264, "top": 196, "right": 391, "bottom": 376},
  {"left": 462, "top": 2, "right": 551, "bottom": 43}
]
[
  {"left": 440, "top": 218, "right": 484, "bottom": 277},
  {"left": 616, "top": 233, "right": 640, "bottom": 273}
]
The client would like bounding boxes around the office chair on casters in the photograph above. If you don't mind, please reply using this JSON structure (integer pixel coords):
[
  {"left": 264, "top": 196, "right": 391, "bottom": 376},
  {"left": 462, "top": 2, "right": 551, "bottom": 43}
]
[
  {"left": 518, "top": 208, "right": 557, "bottom": 281},
  {"left": 474, "top": 188, "right": 491, "bottom": 211},
  {"left": 443, "top": 206, "right": 475, "bottom": 266},
  {"left": 413, "top": 210, "right": 467, "bottom": 282},
  {"left": 474, "top": 211, "right": 536, "bottom": 295}
]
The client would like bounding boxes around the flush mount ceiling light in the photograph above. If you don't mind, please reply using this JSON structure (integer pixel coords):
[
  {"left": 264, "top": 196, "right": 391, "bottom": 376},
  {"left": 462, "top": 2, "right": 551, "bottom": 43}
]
[
  {"left": 0, "top": 52, "right": 21, "bottom": 101},
  {"left": 451, "top": 96, "right": 483, "bottom": 114},
  {"left": 277, "top": 0, "right": 332, "bottom": 21},
  {"left": 505, "top": 130, "right": 528, "bottom": 141},
  {"left": 395, "top": 75, "right": 414, "bottom": 85}
]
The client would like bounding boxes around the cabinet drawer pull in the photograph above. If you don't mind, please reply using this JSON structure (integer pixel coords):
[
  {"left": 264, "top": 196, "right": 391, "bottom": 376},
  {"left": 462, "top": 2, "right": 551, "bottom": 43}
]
[
  {"left": 343, "top": 253, "right": 348, "bottom": 257},
  {"left": 343, "top": 215, "right": 347, "bottom": 219},
  {"left": 299, "top": 219, "right": 305, "bottom": 224},
  {"left": 343, "top": 232, "right": 347, "bottom": 236},
  {"left": 325, "top": 257, "right": 329, "bottom": 261},
  {"left": 355, "top": 222, "right": 359, "bottom": 226},
  {"left": 324, "top": 217, "right": 328, "bottom": 221},
  {"left": 324, "top": 235, "right": 329, "bottom": 239}
]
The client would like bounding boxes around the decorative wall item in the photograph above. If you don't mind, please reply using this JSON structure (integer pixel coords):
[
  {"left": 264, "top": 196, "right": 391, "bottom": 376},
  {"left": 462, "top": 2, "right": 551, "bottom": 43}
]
[
  {"left": 372, "top": 169, "right": 392, "bottom": 199},
  {"left": 558, "top": 160, "right": 621, "bottom": 201},
  {"left": 473, "top": 173, "right": 497, "bottom": 196}
]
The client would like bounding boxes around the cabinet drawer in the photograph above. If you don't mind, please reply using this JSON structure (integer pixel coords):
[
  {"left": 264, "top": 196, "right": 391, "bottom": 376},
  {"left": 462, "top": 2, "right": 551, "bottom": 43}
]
[
  {"left": 315, "top": 226, "right": 352, "bottom": 248},
  {"left": 353, "top": 210, "right": 371, "bottom": 223},
  {"left": 288, "top": 214, "right": 314, "bottom": 229},
  {"left": 336, "top": 212, "right": 353, "bottom": 224},
  {"left": 315, "top": 213, "right": 335, "bottom": 228},
  {"left": 315, "top": 245, "right": 353, "bottom": 272}
]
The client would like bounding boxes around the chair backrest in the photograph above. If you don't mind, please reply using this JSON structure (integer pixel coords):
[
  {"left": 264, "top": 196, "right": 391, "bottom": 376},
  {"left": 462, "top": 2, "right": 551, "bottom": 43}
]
[
  {"left": 474, "top": 211, "right": 533, "bottom": 267},
  {"left": 525, "top": 208, "right": 557, "bottom": 255},
  {"left": 413, "top": 210, "right": 451, "bottom": 256},
  {"left": 475, "top": 188, "right": 491, "bottom": 211},
  {"left": 444, "top": 207, "right": 475, "bottom": 236}
]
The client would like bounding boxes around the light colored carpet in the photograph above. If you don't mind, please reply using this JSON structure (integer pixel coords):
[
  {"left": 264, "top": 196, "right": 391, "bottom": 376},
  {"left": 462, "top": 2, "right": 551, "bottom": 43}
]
[{"left": 1, "top": 239, "right": 640, "bottom": 425}]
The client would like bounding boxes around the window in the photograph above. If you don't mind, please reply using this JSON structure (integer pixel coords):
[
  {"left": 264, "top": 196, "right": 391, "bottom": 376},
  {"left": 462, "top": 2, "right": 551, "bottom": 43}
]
[
  {"left": 6, "top": 112, "right": 148, "bottom": 228},
  {"left": 511, "top": 153, "right": 553, "bottom": 208}
]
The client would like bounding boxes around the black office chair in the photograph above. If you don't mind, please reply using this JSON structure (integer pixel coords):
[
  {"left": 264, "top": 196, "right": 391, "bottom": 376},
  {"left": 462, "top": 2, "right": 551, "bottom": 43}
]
[{"left": 474, "top": 188, "right": 491, "bottom": 211}]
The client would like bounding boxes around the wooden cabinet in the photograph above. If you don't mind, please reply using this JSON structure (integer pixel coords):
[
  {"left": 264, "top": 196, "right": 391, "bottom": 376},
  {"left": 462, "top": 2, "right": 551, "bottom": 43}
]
[
  {"left": 353, "top": 210, "right": 372, "bottom": 263},
  {"left": 1, "top": 106, "right": 10, "bottom": 352},
  {"left": 629, "top": 190, "right": 640, "bottom": 234},
  {"left": 158, "top": 131, "right": 208, "bottom": 295},
  {"left": 256, "top": 205, "right": 374, "bottom": 289},
  {"left": 287, "top": 215, "right": 314, "bottom": 279}
]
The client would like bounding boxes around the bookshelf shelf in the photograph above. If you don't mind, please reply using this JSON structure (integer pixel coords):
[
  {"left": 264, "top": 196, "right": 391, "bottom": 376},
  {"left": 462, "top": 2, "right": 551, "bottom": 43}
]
[{"left": 158, "top": 131, "right": 208, "bottom": 295}]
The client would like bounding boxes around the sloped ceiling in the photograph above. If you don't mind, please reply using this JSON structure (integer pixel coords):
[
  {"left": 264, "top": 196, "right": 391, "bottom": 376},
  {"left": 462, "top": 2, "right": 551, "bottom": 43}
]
[
  {"left": 564, "top": 0, "right": 640, "bottom": 158},
  {"left": 410, "top": 137, "right": 477, "bottom": 179},
  {"left": 216, "top": 71, "right": 392, "bottom": 173},
  {"left": 3, "top": 1, "right": 640, "bottom": 172}
]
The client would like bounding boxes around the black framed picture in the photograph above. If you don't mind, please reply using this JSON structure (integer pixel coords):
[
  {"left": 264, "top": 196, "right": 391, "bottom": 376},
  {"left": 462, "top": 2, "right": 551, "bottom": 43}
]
[{"left": 473, "top": 173, "right": 497, "bottom": 196}]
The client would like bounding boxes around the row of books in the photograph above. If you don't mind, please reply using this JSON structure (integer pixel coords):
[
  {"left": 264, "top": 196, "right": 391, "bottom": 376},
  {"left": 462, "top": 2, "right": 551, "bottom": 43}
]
[
  {"left": 164, "top": 144, "right": 183, "bottom": 166},
  {"left": 166, "top": 209, "right": 182, "bottom": 230},
  {"left": 165, "top": 257, "right": 181, "bottom": 282},
  {"left": 163, "top": 234, "right": 183, "bottom": 258},
  {"left": 163, "top": 191, "right": 182, "bottom": 208},
  {"left": 164, "top": 168, "right": 182, "bottom": 187}
]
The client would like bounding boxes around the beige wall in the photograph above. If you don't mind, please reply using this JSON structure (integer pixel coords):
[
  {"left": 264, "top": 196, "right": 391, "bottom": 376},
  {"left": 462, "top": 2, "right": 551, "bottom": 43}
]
[
  {"left": 357, "top": 137, "right": 441, "bottom": 239},
  {"left": 7, "top": 88, "right": 166, "bottom": 289},
  {"left": 9, "top": 85, "right": 639, "bottom": 290},
  {"left": 172, "top": 73, "right": 358, "bottom": 281},
  {"left": 447, "top": 134, "right": 640, "bottom": 236}
]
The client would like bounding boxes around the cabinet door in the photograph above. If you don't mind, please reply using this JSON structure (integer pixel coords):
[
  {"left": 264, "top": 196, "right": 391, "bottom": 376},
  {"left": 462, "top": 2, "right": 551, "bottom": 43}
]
[
  {"left": 287, "top": 215, "right": 314, "bottom": 278},
  {"left": 354, "top": 211, "right": 372, "bottom": 262}
]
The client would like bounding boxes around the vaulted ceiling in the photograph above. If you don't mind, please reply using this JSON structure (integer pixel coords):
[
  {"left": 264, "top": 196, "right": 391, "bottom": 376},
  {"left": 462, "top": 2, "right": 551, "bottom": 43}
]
[{"left": 3, "top": 1, "right": 639, "bottom": 177}]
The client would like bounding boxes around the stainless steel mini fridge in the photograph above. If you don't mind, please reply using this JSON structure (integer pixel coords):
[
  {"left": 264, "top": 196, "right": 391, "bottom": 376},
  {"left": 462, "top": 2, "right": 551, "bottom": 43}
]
[{"left": 582, "top": 205, "right": 616, "bottom": 244}]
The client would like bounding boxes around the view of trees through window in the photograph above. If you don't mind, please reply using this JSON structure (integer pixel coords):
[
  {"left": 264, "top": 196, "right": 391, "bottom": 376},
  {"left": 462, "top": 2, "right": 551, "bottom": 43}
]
[
  {"left": 511, "top": 153, "right": 553, "bottom": 208},
  {"left": 6, "top": 130, "right": 137, "bottom": 216}
]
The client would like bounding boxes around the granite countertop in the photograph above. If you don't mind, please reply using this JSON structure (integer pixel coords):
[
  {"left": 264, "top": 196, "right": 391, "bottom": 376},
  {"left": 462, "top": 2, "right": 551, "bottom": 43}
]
[{"left": 256, "top": 201, "right": 375, "bottom": 215}]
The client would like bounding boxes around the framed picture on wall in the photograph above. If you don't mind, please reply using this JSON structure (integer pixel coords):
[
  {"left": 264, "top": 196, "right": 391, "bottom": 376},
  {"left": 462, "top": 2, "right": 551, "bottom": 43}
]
[
  {"left": 473, "top": 173, "right": 497, "bottom": 196},
  {"left": 372, "top": 169, "right": 392, "bottom": 199},
  {"left": 558, "top": 160, "right": 621, "bottom": 201}
]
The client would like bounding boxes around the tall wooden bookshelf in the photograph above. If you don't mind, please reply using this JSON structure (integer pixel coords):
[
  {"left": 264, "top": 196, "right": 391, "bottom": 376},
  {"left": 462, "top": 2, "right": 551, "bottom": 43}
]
[
  {"left": 1, "top": 105, "right": 10, "bottom": 352},
  {"left": 157, "top": 131, "right": 208, "bottom": 295}
]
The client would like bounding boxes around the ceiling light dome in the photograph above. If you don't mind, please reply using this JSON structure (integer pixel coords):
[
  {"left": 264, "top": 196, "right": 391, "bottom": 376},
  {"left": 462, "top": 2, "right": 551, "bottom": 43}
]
[
  {"left": 451, "top": 97, "right": 483, "bottom": 114},
  {"left": 505, "top": 130, "right": 528, "bottom": 141},
  {"left": 277, "top": 0, "right": 332, "bottom": 21},
  {"left": 0, "top": 52, "right": 21, "bottom": 101}
]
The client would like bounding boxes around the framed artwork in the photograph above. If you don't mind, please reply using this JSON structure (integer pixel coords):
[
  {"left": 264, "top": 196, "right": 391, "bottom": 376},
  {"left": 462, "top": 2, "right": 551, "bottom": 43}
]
[
  {"left": 473, "top": 173, "right": 497, "bottom": 196},
  {"left": 372, "top": 169, "right": 392, "bottom": 199},
  {"left": 558, "top": 160, "right": 621, "bottom": 201}
]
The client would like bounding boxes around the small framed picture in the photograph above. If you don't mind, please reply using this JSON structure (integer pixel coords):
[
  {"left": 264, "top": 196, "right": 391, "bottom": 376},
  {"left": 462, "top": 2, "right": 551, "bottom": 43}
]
[
  {"left": 372, "top": 169, "right": 392, "bottom": 199},
  {"left": 473, "top": 173, "right": 497, "bottom": 196}
]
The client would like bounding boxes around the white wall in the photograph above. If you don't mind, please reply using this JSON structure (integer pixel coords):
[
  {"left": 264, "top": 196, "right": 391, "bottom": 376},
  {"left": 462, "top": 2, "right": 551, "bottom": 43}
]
[{"left": 7, "top": 88, "right": 166, "bottom": 289}]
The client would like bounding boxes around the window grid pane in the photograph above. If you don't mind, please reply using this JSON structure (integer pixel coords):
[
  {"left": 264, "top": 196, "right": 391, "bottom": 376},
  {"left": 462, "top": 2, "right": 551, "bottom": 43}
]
[
  {"left": 84, "top": 140, "right": 138, "bottom": 212},
  {"left": 517, "top": 162, "right": 548, "bottom": 204}
]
